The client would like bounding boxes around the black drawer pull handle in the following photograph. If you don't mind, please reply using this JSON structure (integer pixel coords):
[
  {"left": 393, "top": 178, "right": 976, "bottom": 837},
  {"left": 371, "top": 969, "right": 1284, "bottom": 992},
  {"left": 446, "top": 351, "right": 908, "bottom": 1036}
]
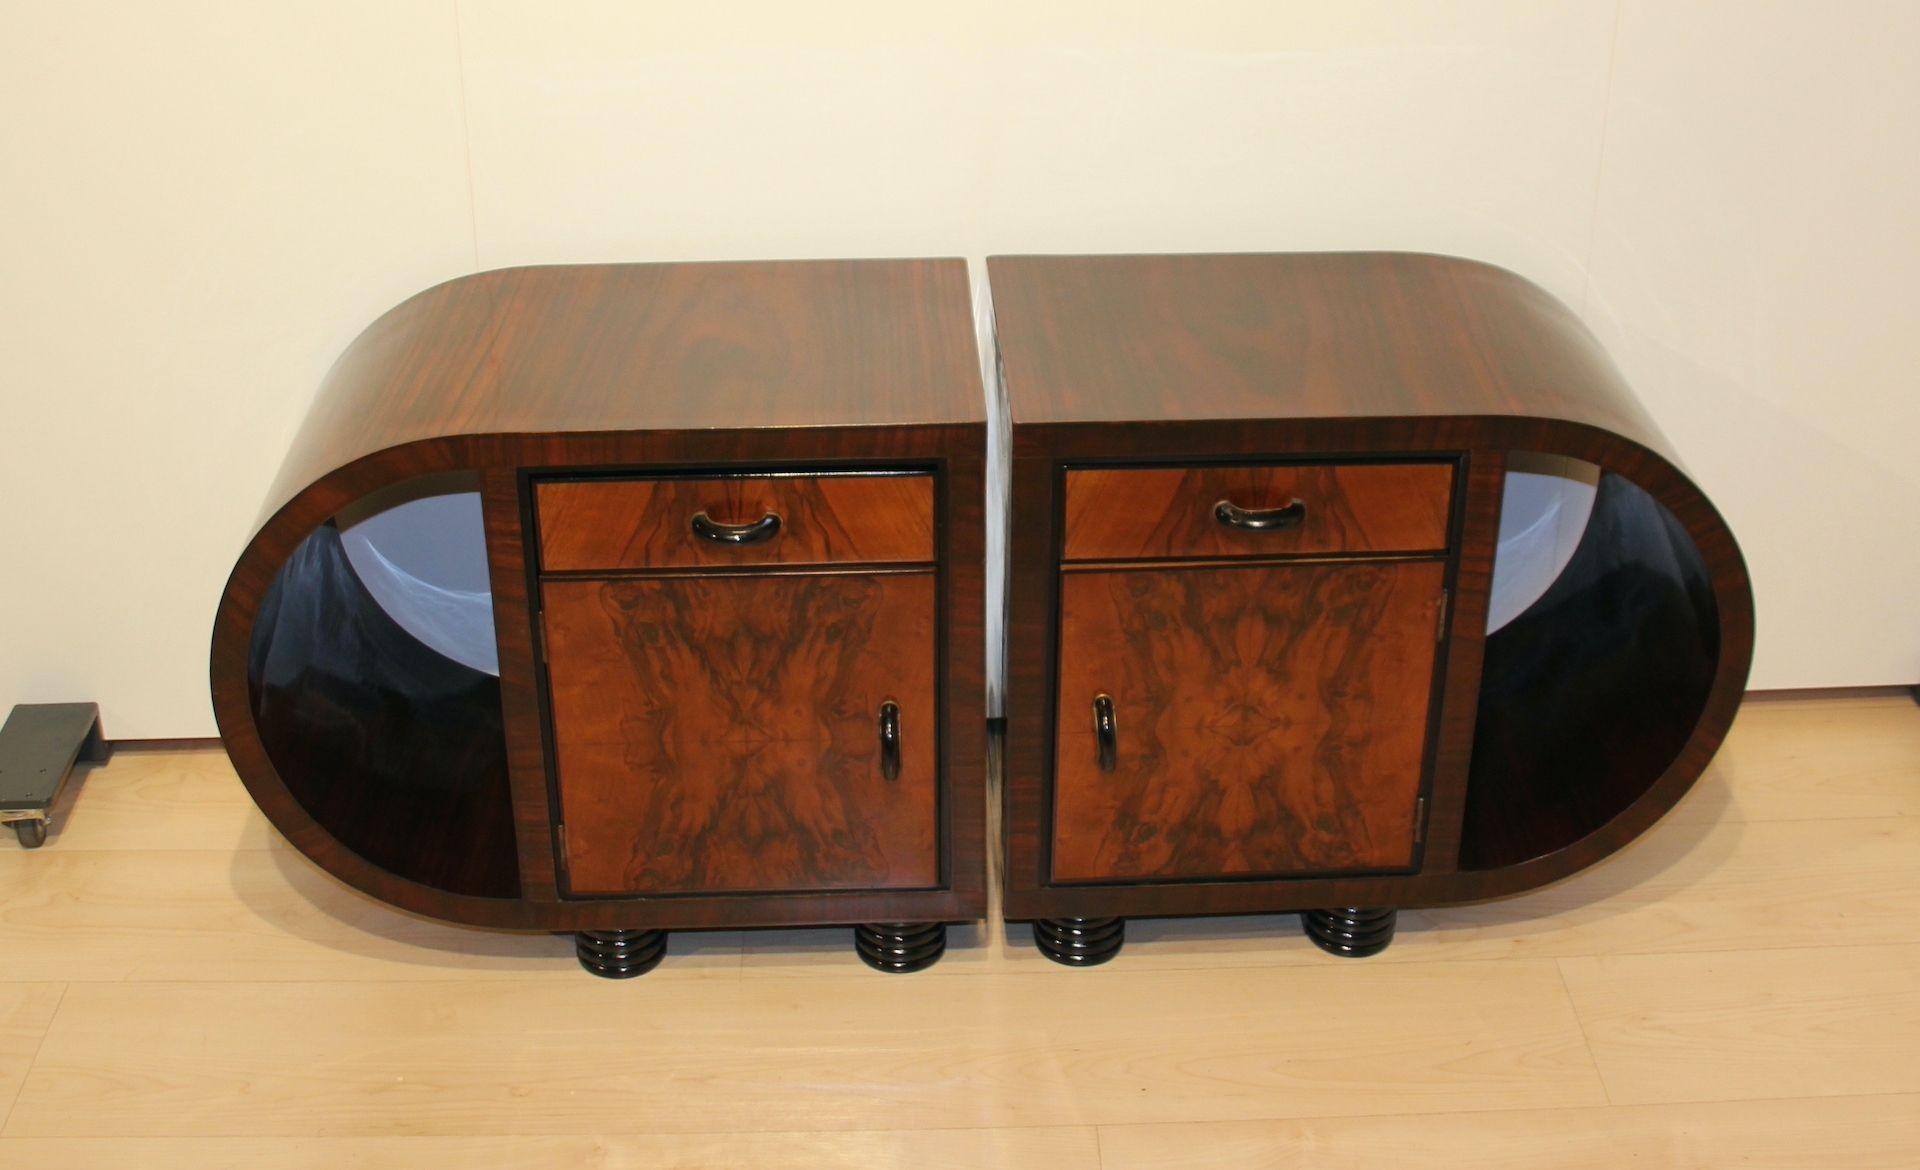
[
  {"left": 690, "top": 511, "right": 782, "bottom": 545},
  {"left": 879, "top": 701, "right": 902, "bottom": 781},
  {"left": 1093, "top": 693, "right": 1117, "bottom": 772},
  {"left": 1214, "top": 498, "right": 1306, "bottom": 532}
]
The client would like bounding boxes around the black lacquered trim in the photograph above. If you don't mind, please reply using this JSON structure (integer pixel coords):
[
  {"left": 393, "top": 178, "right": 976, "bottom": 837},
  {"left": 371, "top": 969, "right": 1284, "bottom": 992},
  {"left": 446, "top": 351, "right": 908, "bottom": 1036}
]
[
  {"left": 854, "top": 922, "right": 946, "bottom": 973},
  {"left": 1033, "top": 916, "right": 1124, "bottom": 967},
  {"left": 575, "top": 928, "right": 667, "bottom": 978},
  {"left": 1302, "top": 907, "right": 1397, "bottom": 958}
]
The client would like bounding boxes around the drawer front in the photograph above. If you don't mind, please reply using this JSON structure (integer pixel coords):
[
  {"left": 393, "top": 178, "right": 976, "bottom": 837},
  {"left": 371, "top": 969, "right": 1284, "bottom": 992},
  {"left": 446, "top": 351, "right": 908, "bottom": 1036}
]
[
  {"left": 544, "top": 571, "right": 938, "bottom": 896},
  {"left": 1051, "top": 560, "right": 1444, "bottom": 883},
  {"left": 537, "top": 472, "right": 934, "bottom": 572},
  {"left": 1062, "top": 463, "right": 1453, "bottom": 561}
]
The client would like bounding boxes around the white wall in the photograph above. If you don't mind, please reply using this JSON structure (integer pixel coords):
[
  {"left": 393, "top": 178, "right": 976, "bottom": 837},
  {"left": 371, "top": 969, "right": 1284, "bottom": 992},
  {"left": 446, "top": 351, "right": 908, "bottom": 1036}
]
[{"left": 2, "top": 1, "right": 1915, "bottom": 737}]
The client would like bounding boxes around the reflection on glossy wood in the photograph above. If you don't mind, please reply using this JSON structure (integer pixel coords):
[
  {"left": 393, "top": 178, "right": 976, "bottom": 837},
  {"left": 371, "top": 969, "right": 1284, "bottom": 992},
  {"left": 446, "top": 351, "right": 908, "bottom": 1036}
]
[
  {"left": 993, "top": 253, "right": 1754, "bottom": 924},
  {"left": 1063, "top": 463, "right": 1453, "bottom": 561},
  {"left": 544, "top": 572, "right": 937, "bottom": 895},
  {"left": 247, "top": 524, "right": 519, "bottom": 899},
  {"left": 1052, "top": 561, "right": 1445, "bottom": 882},
  {"left": 537, "top": 473, "right": 934, "bottom": 572},
  {"left": 988, "top": 252, "right": 1667, "bottom": 437},
  {"left": 262, "top": 260, "right": 982, "bottom": 519},
  {"left": 210, "top": 259, "right": 988, "bottom": 932},
  {"left": 1462, "top": 472, "right": 1718, "bottom": 871}
]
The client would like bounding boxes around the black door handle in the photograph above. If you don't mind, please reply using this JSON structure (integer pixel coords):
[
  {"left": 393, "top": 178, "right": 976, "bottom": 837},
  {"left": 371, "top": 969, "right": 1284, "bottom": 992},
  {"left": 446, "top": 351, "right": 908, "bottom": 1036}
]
[
  {"left": 1214, "top": 498, "right": 1306, "bottom": 532},
  {"left": 879, "top": 701, "right": 901, "bottom": 781},
  {"left": 1093, "top": 693, "right": 1117, "bottom": 772},
  {"left": 690, "top": 511, "right": 782, "bottom": 545}
]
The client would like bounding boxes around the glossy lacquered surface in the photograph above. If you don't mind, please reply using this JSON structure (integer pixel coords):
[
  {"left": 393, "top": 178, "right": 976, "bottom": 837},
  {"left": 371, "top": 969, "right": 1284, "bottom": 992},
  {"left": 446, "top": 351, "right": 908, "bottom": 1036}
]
[
  {"left": 211, "top": 259, "right": 987, "bottom": 933},
  {"left": 248, "top": 522, "right": 518, "bottom": 899},
  {"left": 1063, "top": 463, "right": 1453, "bottom": 561},
  {"left": 260, "top": 260, "right": 983, "bottom": 523},
  {"left": 543, "top": 571, "right": 938, "bottom": 896},
  {"left": 536, "top": 472, "right": 935, "bottom": 571},
  {"left": 992, "top": 252, "right": 1754, "bottom": 926},
  {"left": 1051, "top": 560, "right": 1445, "bottom": 883}
]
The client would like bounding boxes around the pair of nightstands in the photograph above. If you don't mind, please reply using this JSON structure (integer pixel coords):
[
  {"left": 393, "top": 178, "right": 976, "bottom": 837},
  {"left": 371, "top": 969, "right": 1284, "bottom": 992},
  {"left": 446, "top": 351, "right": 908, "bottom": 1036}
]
[{"left": 210, "top": 254, "right": 1752, "bottom": 977}]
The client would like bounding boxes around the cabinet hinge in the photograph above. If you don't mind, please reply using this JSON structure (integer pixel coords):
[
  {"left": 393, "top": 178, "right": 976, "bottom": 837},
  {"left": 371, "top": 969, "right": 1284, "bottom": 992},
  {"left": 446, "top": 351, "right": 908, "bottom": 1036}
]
[
  {"left": 555, "top": 822, "right": 567, "bottom": 859},
  {"left": 1414, "top": 796, "right": 1428, "bottom": 844},
  {"left": 1436, "top": 589, "right": 1451, "bottom": 642},
  {"left": 538, "top": 610, "right": 551, "bottom": 666}
]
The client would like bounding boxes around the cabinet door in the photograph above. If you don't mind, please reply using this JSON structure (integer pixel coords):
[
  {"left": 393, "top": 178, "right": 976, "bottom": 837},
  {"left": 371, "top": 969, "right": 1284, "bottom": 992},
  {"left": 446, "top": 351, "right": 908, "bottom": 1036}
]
[
  {"left": 1052, "top": 561, "right": 1445, "bottom": 883},
  {"left": 544, "top": 572, "right": 937, "bottom": 896}
]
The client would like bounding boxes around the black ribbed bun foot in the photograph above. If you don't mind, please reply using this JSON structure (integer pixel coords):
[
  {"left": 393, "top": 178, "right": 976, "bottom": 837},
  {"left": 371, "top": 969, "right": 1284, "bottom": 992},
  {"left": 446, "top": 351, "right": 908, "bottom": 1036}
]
[
  {"left": 1303, "top": 908, "right": 1397, "bottom": 958},
  {"left": 1033, "top": 916, "right": 1124, "bottom": 967},
  {"left": 854, "top": 922, "right": 947, "bottom": 973},
  {"left": 575, "top": 928, "right": 667, "bottom": 978}
]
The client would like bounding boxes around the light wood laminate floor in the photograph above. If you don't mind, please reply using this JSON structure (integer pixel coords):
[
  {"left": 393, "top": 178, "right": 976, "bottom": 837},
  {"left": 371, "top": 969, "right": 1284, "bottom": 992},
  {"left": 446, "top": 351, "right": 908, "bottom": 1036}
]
[{"left": 0, "top": 692, "right": 1915, "bottom": 1168}]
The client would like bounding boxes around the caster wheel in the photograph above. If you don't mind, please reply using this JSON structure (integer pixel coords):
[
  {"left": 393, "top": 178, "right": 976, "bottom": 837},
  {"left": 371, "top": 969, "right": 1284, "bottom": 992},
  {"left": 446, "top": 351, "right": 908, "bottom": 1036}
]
[
  {"left": 575, "top": 929, "right": 666, "bottom": 978},
  {"left": 13, "top": 821, "right": 46, "bottom": 849},
  {"left": 854, "top": 922, "right": 946, "bottom": 973},
  {"left": 1033, "top": 917, "right": 1124, "bottom": 967},
  {"left": 1303, "top": 908, "right": 1397, "bottom": 957}
]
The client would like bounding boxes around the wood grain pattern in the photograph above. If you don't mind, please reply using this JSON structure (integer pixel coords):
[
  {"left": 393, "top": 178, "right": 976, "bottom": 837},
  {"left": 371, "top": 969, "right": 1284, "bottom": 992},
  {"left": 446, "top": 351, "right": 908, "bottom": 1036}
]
[
  {"left": 1063, "top": 462, "right": 1452, "bottom": 560},
  {"left": 0, "top": 1129, "right": 1106, "bottom": 1170},
  {"left": 7, "top": 706, "right": 1918, "bottom": 1164},
  {"left": 209, "top": 258, "right": 988, "bottom": 931},
  {"left": 481, "top": 470, "right": 558, "bottom": 901},
  {"left": 1415, "top": 449, "right": 1504, "bottom": 875},
  {"left": 1098, "top": 1096, "right": 1920, "bottom": 1170},
  {"left": 1, "top": 960, "right": 1602, "bottom": 1136},
  {"left": 544, "top": 572, "right": 937, "bottom": 895},
  {"left": 0, "top": 984, "right": 62, "bottom": 1132},
  {"left": 989, "top": 252, "right": 1667, "bottom": 446},
  {"left": 536, "top": 473, "right": 933, "bottom": 571},
  {"left": 263, "top": 260, "right": 982, "bottom": 523},
  {"left": 1560, "top": 944, "right": 1920, "bottom": 1105},
  {"left": 1052, "top": 561, "right": 1445, "bottom": 882},
  {"left": 993, "top": 253, "right": 1754, "bottom": 925},
  {"left": 1663, "top": 691, "right": 1920, "bottom": 823}
]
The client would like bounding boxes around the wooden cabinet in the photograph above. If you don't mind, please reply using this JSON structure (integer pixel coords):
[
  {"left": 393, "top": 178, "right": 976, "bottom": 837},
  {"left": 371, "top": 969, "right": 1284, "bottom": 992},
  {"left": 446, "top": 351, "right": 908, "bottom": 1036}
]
[
  {"left": 534, "top": 471, "right": 943, "bottom": 899},
  {"left": 542, "top": 516, "right": 939, "bottom": 897},
  {"left": 991, "top": 252, "right": 1754, "bottom": 967},
  {"left": 211, "top": 260, "right": 987, "bottom": 978}
]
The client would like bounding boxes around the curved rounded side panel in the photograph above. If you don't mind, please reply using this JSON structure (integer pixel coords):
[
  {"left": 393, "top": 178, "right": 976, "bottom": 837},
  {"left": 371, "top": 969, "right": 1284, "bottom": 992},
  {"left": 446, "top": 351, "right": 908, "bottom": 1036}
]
[
  {"left": 210, "top": 259, "right": 992, "bottom": 935},
  {"left": 210, "top": 453, "right": 538, "bottom": 928},
  {"left": 1450, "top": 421, "right": 1754, "bottom": 903}
]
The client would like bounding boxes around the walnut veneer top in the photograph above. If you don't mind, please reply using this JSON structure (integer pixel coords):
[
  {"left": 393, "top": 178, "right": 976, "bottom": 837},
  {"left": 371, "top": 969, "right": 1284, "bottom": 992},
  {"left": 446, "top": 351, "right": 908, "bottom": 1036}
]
[
  {"left": 268, "top": 259, "right": 982, "bottom": 516},
  {"left": 988, "top": 252, "right": 1664, "bottom": 449}
]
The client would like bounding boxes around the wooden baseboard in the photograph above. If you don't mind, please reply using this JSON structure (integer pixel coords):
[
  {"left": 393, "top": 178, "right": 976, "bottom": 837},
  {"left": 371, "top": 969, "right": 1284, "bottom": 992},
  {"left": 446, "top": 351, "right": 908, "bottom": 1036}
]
[
  {"left": 1743, "top": 685, "right": 1916, "bottom": 703},
  {"left": 104, "top": 737, "right": 224, "bottom": 752}
]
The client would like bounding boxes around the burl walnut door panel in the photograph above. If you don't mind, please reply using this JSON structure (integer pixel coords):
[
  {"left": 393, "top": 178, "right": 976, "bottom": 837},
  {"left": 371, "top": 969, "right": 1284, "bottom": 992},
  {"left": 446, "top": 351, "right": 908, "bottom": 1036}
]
[
  {"left": 1052, "top": 560, "right": 1446, "bottom": 883},
  {"left": 544, "top": 572, "right": 938, "bottom": 896}
]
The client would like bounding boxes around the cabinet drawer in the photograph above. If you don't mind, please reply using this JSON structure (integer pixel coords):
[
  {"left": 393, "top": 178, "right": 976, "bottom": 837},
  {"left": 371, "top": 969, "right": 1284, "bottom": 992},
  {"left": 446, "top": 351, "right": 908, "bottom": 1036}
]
[
  {"left": 1062, "top": 463, "right": 1452, "bottom": 562},
  {"left": 537, "top": 472, "right": 934, "bottom": 572}
]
